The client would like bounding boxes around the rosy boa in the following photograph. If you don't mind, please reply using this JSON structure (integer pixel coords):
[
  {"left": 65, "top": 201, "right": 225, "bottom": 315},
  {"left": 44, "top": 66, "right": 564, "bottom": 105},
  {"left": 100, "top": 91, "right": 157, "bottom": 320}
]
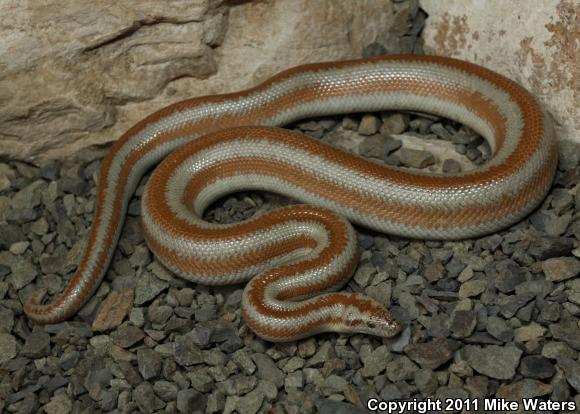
[{"left": 23, "top": 55, "right": 557, "bottom": 342}]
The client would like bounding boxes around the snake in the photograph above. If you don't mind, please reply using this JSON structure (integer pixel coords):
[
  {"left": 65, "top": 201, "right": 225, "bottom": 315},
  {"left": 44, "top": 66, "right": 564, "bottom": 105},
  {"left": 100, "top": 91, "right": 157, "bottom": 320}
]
[{"left": 23, "top": 54, "right": 557, "bottom": 342}]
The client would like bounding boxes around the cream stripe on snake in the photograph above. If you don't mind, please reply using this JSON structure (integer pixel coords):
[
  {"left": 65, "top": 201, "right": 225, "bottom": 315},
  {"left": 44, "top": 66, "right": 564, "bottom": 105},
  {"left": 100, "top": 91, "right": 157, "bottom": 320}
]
[{"left": 23, "top": 55, "right": 557, "bottom": 342}]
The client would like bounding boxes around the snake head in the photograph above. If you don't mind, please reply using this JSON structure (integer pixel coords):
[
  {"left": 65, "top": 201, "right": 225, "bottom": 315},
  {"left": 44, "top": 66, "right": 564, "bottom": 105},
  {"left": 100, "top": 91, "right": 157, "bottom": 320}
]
[{"left": 343, "top": 298, "right": 401, "bottom": 338}]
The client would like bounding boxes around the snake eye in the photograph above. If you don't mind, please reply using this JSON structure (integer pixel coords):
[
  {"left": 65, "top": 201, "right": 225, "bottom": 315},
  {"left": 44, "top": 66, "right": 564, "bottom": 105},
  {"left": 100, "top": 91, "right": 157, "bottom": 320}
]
[{"left": 367, "top": 321, "right": 377, "bottom": 330}]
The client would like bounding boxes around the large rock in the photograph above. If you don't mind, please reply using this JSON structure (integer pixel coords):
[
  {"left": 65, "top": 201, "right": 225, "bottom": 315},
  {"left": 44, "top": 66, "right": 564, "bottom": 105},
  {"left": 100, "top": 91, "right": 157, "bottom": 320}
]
[
  {"left": 0, "top": 0, "right": 397, "bottom": 160},
  {"left": 421, "top": 0, "right": 579, "bottom": 146}
]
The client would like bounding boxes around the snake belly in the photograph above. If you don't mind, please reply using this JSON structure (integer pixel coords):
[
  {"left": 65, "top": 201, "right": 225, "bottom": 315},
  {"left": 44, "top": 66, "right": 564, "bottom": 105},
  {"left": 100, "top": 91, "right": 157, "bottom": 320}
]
[{"left": 23, "top": 55, "right": 557, "bottom": 342}]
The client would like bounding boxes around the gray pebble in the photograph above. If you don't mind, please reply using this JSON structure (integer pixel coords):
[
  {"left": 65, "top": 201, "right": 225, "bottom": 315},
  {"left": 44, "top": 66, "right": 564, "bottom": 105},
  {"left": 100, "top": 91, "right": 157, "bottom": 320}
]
[
  {"left": 177, "top": 388, "right": 207, "bottom": 413},
  {"left": 137, "top": 348, "right": 162, "bottom": 380},
  {"left": 386, "top": 356, "right": 419, "bottom": 382},
  {"left": 498, "top": 292, "right": 535, "bottom": 318},
  {"left": 491, "top": 259, "right": 526, "bottom": 293},
  {"left": 111, "top": 323, "right": 145, "bottom": 348},
  {"left": 236, "top": 388, "right": 263, "bottom": 414},
  {"left": 519, "top": 355, "right": 555, "bottom": 379},
  {"left": 486, "top": 316, "right": 514, "bottom": 342},
  {"left": 134, "top": 382, "right": 165, "bottom": 414},
  {"left": 59, "top": 350, "right": 80, "bottom": 371},
  {"left": 542, "top": 257, "right": 580, "bottom": 281},
  {"left": 315, "top": 399, "right": 369, "bottom": 414},
  {"left": 557, "top": 140, "right": 580, "bottom": 170},
  {"left": 442, "top": 158, "right": 462, "bottom": 174},
  {"left": 134, "top": 271, "right": 168, "bottom": 305},
  {"left": 360, "top": 345, "right": 391, "bottom": 377},
  {"left": 399, "top": 148, "right": 436, "bottom": 169},
  {"left": 341, "top": 116, "right": 359, "bottom": 131},
  {"left": 0, "top": 333, "right": 17, "bottom": 363},
  {"left": 319, "top": 374, "right": 348, "bottom": 395},
  {"left": 558, "top": 357, "right": 580, "bottom": 392},
  {"left": 449, "top": 310, "right": 477, "bottom": 338},
  {"left": 549, "top": 318, "right": 580, "bottom": 350},
  {"left": 381, "top": 113, "right": 409, "bottom": 135},
  {"left": 252, "top": 353, "right": 285, "bottom": 388},
  {"left": 358, "top": 114, "right": 381, "bottom": 135},
  {"left": 404, "top": 337, "right": 457, "bottom": 369},
  {"left": 174, "top": 335, "right": 204, "bottom": 366},
  {"left": 529, "top": 236, "right": 575, "bottom": 259},
  {"left": 20, "top": 327, "right": 50, "bottom": 358},
  {"left": 461, "top": 344, "right": 522, "bottom": 380},
  {"left": 206, "top": 391, "right": 226, "bottom": 414},
  {"left": 9, "top": 257, "right": 38, "bottom": 290}
]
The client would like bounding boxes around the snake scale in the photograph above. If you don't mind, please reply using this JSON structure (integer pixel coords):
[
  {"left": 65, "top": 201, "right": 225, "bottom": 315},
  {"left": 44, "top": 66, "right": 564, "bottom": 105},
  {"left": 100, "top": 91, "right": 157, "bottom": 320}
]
[{"left": 23, "top": 55, "right": 557, "bottom": 342}]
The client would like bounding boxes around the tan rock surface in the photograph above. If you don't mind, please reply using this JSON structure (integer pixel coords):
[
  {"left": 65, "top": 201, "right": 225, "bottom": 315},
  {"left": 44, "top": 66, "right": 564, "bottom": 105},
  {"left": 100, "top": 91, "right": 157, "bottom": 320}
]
[
  {"left": 420, "top": 0, "right": 579, "bottom": 144},
  {"left": 0, "top": 0, "right": 396, "bottom": 161}
]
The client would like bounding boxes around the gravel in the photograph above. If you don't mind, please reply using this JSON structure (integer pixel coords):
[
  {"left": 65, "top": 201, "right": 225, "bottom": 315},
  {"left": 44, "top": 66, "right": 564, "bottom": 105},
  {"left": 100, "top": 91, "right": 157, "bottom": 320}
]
[{"left": 2, "top": 82, "right": 580, "bottom": 412}]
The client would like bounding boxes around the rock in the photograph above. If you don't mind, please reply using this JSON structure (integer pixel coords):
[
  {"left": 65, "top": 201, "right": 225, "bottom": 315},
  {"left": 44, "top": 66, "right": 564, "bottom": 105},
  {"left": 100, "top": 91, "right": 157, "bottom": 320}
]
[
  {"left": 386, "top": 355, "right": 419, "bottom": 382},
  {"left": 449, "top": 310, "right": 477, "bottom": 338},
  {"left": 9, "top": 240, "right": 29, "bottom": 255},
  {"left": 0, "top": 223, "right": 26, "bottom": 250},
  {"left": 386, "top": 325, "right": 411, "bottom": 353},
  {"left": 0, "top": 333, "right": 17, "bottom": 363},
  {"left": 358, "top": 115, "right": 381, "bottom": 135},
  {"left": 465, "top": 376, "right": 489, "bottom": 398},
  {"left": 177, "top": 388, "right": 207, "bottom": 413},
  {"left": 549, "top": 318, "right": 580, "bottom": 350},
  {"left": 252, "top": 353, "right": 285, "bottom": 388},
  {"left": 497, "top": 292, "right": 535, "bottom": 318},
  {"left": 134, "top": 382, "right": 164, "bottom": 414},
  {"left": 381, "top": 112, "right": 409, "bottom": 135},
  {"left": 414, "top": 368, "right": 438, "bottom": 395},
  {"left": 404, "top": 337, "right": 457, "bottom": 369},
  {"left": 513, "top": 322, "right": 546, "bottom": 342},
  {"left": 134, "top": 271, "right": 168, "bottom": 305},
  {"left": 519, "top": 355, "right": 556, "bottom": 379},
  {"left": 462, "top": 345, "right": 522, "bottom": 380},
  {"left": 137, "top": 348, "right": 162, "bottom": 380},
  {"left": 236, "top": 389, "right": 263, "bottom": 414},
  {"left": 559, "top": 357, "right": 580, "bottom": 392},
  {"left": 59, "top": 350, "right": 80, "bottom": 370},
  {"left": 153, "top": 380, "right": 179, "bottom": 402},
  {"left": 542, "top": 341, "right": 577, "bottom": 360},
  {"left": 528, "top": 236, "right": 575, "bottom": 260},
  {"left": 315, "top": 399, "right": 369, "bottom": 414},
  {"left": 442, "top": 158, "right": 462, "bottom": 173},
  {"left": 308, "top": 342, "right": 336, "bottom": 367},
  {"left": 486, "top": 316, "right": 514, "bottom": 342},
  {"left": 539, "top": 300, "right": 561, "bottom": 322},
  {"left": 360, "top": 345, "right": 391, "bottom": 377},
  {"left": 43, "top": 393, "right": 72, "bottom": 414},
  {"left": 232, "top": 350, "right": 256, "bottom": 375},
  {"left": 206, "top": 391, "right": 226, "bottom": 414},
  {"left": 0, "top": 1, "right": 399, "bottom": 160},
  {"left": 148, "top": 303, "right": 173, "bottom": 325},
  {"left": 92, "top": 288, "right": 134, "bottom": 331},
  {"left": 320, "top": 374, "right": 348, "bottom": 396},
  {"left": 496, "top": 379, "right": 552, "bottom": 400},
  {"left": 174, "top": 335, "right": 204, "bottom": 366},
  {"left": 9, "top": 257, "right": 38, "bottom": 290},
  {"left": 110, "top": 322, "right": 145, "bottom": 348},
  {"left": 399, "top": 148, "right": 436, "bottom": 168},
  {"left": 20, "top": 327, "right": 50, "bottom": 358},
  {"left": 542, "top": 257, "right": 580, "bottom": 281},
  {"left": 492, "top": 259, "right": 526, "bottom": 293},
  {"left": 342, "top": 116, "right": 359, "bottom": 131},
  {"left": 531, "top": 211, "right": 572, "bottom": 236}
]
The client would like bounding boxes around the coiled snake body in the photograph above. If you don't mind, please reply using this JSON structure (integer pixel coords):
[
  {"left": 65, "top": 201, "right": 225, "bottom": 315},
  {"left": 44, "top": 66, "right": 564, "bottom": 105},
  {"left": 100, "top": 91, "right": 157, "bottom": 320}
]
[{"left": 24, "top": 55, "right": 557, "bottom": 342}]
